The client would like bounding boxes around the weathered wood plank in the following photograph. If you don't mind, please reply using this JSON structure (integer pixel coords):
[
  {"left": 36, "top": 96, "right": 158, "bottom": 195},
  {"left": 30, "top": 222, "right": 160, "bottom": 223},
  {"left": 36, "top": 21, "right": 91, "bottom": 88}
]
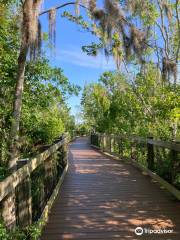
[
  {"left": 0, "top": 138, "right": 65, "bottom": 202},
  {"left": 101, "top": 134, "right": 180, "bottom": 151},
  {"left": 41, "top": 137, "right": 180, "bottom": 240}
]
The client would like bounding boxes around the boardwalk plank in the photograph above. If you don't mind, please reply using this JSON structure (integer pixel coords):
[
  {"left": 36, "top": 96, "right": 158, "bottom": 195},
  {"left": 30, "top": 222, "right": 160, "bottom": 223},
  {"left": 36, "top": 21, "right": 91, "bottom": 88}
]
[{"left": 41, "top": 137, "right": 180, "bottom": 240}]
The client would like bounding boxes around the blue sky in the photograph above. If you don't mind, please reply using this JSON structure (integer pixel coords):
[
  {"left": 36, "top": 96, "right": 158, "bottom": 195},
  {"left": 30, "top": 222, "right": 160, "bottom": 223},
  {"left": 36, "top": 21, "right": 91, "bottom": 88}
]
[{"left": 40, "top": 0, "right": 116, "bottom": 116}]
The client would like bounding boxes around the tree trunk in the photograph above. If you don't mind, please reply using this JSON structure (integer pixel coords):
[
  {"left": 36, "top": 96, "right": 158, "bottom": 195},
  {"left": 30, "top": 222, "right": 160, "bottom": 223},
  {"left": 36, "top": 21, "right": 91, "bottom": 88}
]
[
  {"left": 8, "top": 0, "right": 73, "bottom": 169},
  {"left": 9, "top": 44, "right": 28, "bottom": 169},
  {"left": 8, "top": 0, "right": 43, "bottom": 169}
]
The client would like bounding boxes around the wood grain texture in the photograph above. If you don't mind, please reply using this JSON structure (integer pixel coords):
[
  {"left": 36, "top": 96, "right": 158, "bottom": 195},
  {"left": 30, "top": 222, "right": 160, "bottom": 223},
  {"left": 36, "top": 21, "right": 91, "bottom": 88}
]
[
  {"left": 0, "top": 138, "right": 65, "bottom": 202},
  {"left": 41, "top": 137, "right": 180, "bottom": 240}
]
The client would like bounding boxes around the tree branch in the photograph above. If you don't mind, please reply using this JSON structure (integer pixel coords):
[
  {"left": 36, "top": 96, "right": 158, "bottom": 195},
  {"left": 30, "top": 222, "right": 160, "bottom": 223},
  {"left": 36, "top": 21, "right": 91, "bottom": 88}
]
[
  {"left": 39, "top": 2, "right": 88, "bottom": 16},
  {"left": 157, "top": 0, "right": 169, "bottom": 57}
]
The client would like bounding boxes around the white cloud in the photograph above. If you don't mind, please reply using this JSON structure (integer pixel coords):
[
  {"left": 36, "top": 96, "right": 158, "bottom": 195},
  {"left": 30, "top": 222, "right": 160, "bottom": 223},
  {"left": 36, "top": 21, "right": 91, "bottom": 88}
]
[{"left": 55, "top": 46, "right": 116, "bottom": 70}]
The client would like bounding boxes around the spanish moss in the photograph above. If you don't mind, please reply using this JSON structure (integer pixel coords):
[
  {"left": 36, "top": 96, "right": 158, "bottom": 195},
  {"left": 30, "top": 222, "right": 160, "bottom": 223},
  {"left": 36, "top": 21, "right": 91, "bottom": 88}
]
[{"left": 48, "top": 8, "right": 56, "bottom": 48}]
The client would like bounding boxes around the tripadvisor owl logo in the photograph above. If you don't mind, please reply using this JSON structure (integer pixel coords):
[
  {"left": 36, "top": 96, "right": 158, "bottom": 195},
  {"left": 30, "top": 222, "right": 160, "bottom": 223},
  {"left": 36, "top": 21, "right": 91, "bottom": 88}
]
[
  {"left": 134, "top": 226, "right": 174, "bottom": 235},
  {"left": 135, "top": 227, "right": 143, "bottom": 235}
]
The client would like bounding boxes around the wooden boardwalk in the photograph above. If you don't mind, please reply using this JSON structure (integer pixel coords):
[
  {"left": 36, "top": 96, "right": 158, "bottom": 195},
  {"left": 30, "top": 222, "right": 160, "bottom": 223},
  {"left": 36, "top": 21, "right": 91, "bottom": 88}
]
[{"left": 41, "top": 137, "right": 180, "bottom": 240}]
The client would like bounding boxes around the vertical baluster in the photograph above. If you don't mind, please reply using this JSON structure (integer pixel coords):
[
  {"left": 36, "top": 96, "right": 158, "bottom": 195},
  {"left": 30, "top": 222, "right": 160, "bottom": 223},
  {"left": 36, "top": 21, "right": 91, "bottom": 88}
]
[
  {"left": 147, "top": 137, "right": 154, "bottom": 171},
  {"left": 16, "top": 176, "right": 32, "bottom": 227},
  {"left": 109, "top": 135, "right": 111, "bottom": 153},
  {"left": 44, "top": 155, "right": 53, "bottom": 202},
  {"left": 97, "top": 134, "right": 99, "bottom": 147},
  {"left": 102, "top": 134, "right": 104, "bottom": 151},
  {"left": 170, "top": 141, "right": 179, "bottom": 184},
  {"left": 131, "top": 139, "right": 137, "bottom": 161},
  {"left": 15, "top": 160, "right": 32, "bottom": 227},
  {"left": 104, "top": 134, "right": 107, "bottom": 152},
  {"left": 1, "top": 191, "right": 16, "bottom": 229},
  {"left": 118, "top": 136, "right": 120, "bottom": 155},
  {"left": 120, "top": 137, "right": 123, "bottom": 158},
  {"left": 110, "top": 134, "right": 114, "bottom": 153},
  {"left": 63, "top": 137, "right": 68, "bottom": 167},
  {"left": 100, "top": 134, "right": 102, "bottom": 149}
]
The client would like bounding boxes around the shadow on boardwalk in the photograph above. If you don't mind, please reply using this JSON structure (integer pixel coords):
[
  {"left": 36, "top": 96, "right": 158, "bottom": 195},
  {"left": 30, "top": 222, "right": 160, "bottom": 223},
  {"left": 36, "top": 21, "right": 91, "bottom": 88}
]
[{"left": 41, "top": 137, "right": 180, "bottom": 240}]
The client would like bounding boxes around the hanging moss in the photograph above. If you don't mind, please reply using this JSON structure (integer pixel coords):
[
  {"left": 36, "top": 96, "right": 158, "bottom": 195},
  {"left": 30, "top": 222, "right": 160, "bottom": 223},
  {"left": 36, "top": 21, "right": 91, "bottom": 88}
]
[
  {"left": 22, "top": 0, "right": 43, "bottom": 60},
  {"left": 75, "top": 0, "right": 80, "bottom": 15},
  {"left": 30, "top": 20, "right": 42, "bottom": 60},
  {"left": 161, "top": 0, "right": 172, "bottom": 22},
  {"left": 87, "top": 0, "right": 148, "bottom": 67},
  {"left": 89, "top": 0, "right": 96, "bottom": 13},
  {"left": 162, "top": 57, "right": 177, "bottom": 82},
  {"left": 48, "top": 8, "right": 56, "bottom": 48}
]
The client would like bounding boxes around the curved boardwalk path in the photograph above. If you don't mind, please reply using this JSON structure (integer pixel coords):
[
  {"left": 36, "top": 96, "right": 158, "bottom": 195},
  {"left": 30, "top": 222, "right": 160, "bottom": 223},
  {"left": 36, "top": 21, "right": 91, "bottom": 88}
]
[{"left": 41, "top": 137, "right": 180, "bottom": 240}]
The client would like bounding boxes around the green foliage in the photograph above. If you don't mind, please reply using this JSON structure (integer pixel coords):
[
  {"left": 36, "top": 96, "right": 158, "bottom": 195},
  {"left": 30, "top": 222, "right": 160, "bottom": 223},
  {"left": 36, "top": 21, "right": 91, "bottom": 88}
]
[
  {"left": 1, "top": 55, "right": 78, "bottom": 160},
  {"left": 82, "top": 42, "right": 103, "bottom": 56},
  {"left": 19, "top": 59, "right": 78, "bottom": 155},
  {"left": 0, "top": 2, "right": 20, "bottom": 169},
  {"left": 129, "top": 0, "right": 159, "bottom": 26},
  {"left": 82, "top": 83, "right": 111, "bottom": 132},
  {"left": 0, "top": 0, "right": 179, "bottom": 237},
  {"left": 0, "top": 221, "right": 41, "bottom": 240},
  {"left": 0, "top": 5, "right": 78, "bottom": 169},
  {"left": 0, "top": 222, "right": 9, "bottom": 240},
  {"left": 76, "top": 123, "right": 90, "bottom": 136},
  {"left": 25, "top": 223, "right": 42, "bottom": 240},
  {"left": 82, "top": 67, "right": 180, "bottom": 140},
  {"left": 62, "top": 11, "right": 90, "bottom": 31},
  {"left": 0, "top": 167, "right": 10, "bottom": 181}
]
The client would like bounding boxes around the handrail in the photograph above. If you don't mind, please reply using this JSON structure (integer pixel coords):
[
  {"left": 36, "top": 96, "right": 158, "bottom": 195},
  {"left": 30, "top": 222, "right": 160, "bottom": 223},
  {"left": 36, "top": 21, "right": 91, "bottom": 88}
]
[
  {"left": 90, "top": 132, "right": 180, "bottom": 199},
  {"left": 90, "top": 133, "right": 180, "bottom": 193},
  {"left": 0, "top": 134, "right": 69, "bottom": 229},
  {"left": 97, "top": 133, "right": 180, "bottom": 151},
  {"left": 0, "top": 137, "right": 66, "bottom": 202}
]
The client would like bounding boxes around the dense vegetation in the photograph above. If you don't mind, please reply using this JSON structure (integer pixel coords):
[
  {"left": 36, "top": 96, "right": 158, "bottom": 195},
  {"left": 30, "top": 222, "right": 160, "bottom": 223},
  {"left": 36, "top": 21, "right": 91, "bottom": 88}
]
[
  {"left": 81, "top": 0, "right": 180, "bottom": 141},
  {"left": 0, "top": 1, "right": 78, "bottom": 177},
  {"left": 82, "top": 68, "right": 179, "bottom": 140},
  {"left": 0, "top": 0, "right": 179, "bottom": 239}
]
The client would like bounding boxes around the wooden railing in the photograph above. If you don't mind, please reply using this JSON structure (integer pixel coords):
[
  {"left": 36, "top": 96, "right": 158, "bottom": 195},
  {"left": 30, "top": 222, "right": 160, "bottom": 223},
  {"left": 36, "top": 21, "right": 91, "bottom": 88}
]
[
  {"left": 91, "top": 133, "right": 180, "bottom": 191},
  {"left": 0, "top": 135, "right": 68, "bottom": 229}
]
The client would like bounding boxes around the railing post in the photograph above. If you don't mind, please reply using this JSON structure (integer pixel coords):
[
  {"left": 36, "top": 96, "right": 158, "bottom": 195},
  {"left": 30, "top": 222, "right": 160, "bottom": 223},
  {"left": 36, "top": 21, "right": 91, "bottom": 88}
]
[
  {"left": 100, "top": 134, "right": 103, "bottom": 149},
  {"left": 16, "top": 159, "right": 32, "bottom": 227},
  {"left": 44, "top": 155, "right": 54, "bottom": 201},
  {"left": 103, "top": 134, "right": 106, "bottom": 152},
  {"left": 118, "top": 137, "right": 123, "bottom": 158},
  {"left": 170, "top": 141, "right": 179, "bottom": 184},
  {"left": 109, "top": 135, "right": 111, "bottom": 153},
  {"left": 110, "top": 134, "right": 114, "bottom": 153},
  {"left": 117, "top": 136, "right": 120, "bottom": 155},
  {"left": 1, "top": 192, "right": 16, "bottom": 229},
  {"left": 16, "top": 177, "right": 32, "bottom": 227},
  {"left": 131, "top": 140, "right": 137, "bottom": 161},
  {"left": 97, "top": 134, "right": 99, "bottom": 147},
  {"left": 120, "top": 137, "right": 124, "bottom": 158},
  {"left": 147, "top": 137, "right": 154, "bottom": 170},
  {"left": 63, "top": 137, "right": 68, "bottom": 166},
  {"left": 102, "top": 134, "right": 104, "bottom": 151}
]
